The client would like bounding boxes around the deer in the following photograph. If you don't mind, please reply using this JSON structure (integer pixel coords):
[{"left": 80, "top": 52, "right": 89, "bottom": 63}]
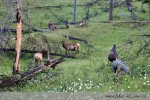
[
  {"left": 61, "top": 41, "right": 80, "bottom": 56},
  {"left": 34, "top": 50, "right": 46, "bottom": 67}
]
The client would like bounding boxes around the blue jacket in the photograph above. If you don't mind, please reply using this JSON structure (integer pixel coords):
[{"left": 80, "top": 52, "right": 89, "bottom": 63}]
[{"left": 112, "top": 59, "right": 129, "bottom": 73}]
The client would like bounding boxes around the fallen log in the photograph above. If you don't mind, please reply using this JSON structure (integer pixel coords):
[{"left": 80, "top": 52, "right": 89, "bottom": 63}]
[
  {"left": 0, "top": 21, "right": 82, "bottom": 34},
  {"left": 0, "top": 48, "right": 75, "bottom": 58},
  {"left": 30, "top": 27, "right": 49, "bottom": 32},
  {"left": 0, "top": 27, "right": 49, "bottom": 33},
  {"left": 32, "top": 5, "right": 62, "bottom": 9},
  {"left": 21, "top": 57, "right": 64, "bottom": 79},
  {"left": 63, "top": 35, "right": 92, "bottom": 47},
  {"left": 0, "top": 28, "right": 31, "bottom": 33},
  {"left": 0, "top": 57, "right": 65, "bottom": 88},
  {"left": 132, "top": 34, "right": 150, "bottom": 37},
  {"left": 90, "top": 20, "right": 150, "bottom": 23}
]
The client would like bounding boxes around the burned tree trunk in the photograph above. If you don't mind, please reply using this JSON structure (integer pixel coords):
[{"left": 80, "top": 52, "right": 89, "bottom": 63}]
[
  {"left": 73, "top": 0, "right": 77, "bottom": 22},
  {"left": 13, "top": 0, "right": 22, "bottom": 74},
  {"left": 109, "top": 0, "right": 113, "bottom": 20}
]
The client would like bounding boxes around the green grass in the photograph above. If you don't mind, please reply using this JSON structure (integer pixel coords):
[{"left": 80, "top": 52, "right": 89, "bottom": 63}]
[
  {"left": 0, "top": 22, "right": 149, "bottom": 92},
  {"left": 0, "top": 0, "right": 149, "bottom": 92}
]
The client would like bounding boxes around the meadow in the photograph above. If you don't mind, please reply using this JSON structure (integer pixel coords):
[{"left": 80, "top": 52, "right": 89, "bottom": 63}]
[{"left": 0, "top": 0, "right": 149, "bottom": 92}]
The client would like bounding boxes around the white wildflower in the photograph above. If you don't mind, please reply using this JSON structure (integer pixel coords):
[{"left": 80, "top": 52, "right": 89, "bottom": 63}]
[
  {"left": 143, "top": 82, "right": 146, "bottom": 85},
  {"left": 147, "top": 81, "right": 149, "bottom": 83}
]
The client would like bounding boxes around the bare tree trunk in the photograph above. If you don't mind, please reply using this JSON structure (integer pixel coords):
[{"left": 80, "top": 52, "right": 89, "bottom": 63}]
[
  {"left": 13, "top": 0, "right": 22, "bottom": 74},
  {"left": 26, "top": 1, "right": 31, "bottom": 30},
  {"left": 73, "top": 0, "right": 77, "bottom": 22},
  {"left": 109, "top": 0, "right": 113, "bottom": 20},
  {"left": 149, "top": 1, "right": 150, "bottom": 20}
]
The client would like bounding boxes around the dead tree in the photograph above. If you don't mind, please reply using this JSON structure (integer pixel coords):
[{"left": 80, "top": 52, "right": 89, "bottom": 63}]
[
  {"left": 13, "top": 0, "right": 22, "bottom": 74},
  {"left": 109, "top": 0, "right": 113, "bottom": 20},
  {"left": 73, "top": 0, "right": 77, "bottom": 21}
]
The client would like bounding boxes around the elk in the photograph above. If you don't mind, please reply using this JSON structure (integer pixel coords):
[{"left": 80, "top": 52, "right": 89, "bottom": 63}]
[
  {"left": 34, "top": 50, "right": 46, "bottom": 67},
  {"left": 61, "top": 41, "right": 80, "bottom": 56}
]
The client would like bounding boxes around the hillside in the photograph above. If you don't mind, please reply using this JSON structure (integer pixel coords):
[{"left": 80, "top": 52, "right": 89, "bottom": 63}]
[{"left": 0, "top": 0, "right": 149, "bottom": 92}]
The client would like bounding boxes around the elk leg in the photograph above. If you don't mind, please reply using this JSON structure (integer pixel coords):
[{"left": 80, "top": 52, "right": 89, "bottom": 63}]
[
  {"left": 68, "top": 51, "right": 70, "bottom": 56},
  {"left": 35, "top": 59, "right": 38, "bottom": 67},
  {"left": 77, "top": 50, "right": 79, "bottom": 54},
  {"left": 40, "top": 60, "right": 42, "bottom": 66},
  {"left": 35, "top": 62, "right": 38, "bottom": 67}
]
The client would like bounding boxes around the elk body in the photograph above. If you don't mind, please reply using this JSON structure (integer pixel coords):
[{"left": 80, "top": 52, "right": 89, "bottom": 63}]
[
  {"left": 34, "top": 51, "right": 45, "bottom": 67},
  {"left": 61, "top": 41, "right": 80, "bottom": 56}
]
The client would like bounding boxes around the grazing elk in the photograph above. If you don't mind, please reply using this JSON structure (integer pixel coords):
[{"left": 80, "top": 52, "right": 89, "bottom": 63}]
[
  {"left": 61, "top": 41, "right": 80, "bottom": 56},
  {"left": 34, "top": 50, "right": 46, "bottom": 67}
]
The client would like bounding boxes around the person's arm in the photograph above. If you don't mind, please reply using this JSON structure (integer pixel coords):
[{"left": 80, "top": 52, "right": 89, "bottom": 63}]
[{"left": 120, "top": 60, "right": 130, "bottom": 73}]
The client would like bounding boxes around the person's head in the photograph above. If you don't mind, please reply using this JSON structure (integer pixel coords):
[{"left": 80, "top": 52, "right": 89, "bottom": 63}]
[{"left": 108, "top": 54, "right": 116, "bottom": 62}]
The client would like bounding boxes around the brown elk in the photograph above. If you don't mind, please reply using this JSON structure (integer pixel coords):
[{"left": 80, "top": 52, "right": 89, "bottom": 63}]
[
  {"left": 34, "top": 50, "right": 46, "bottom": 67},
  {"left": 61, "top": 41, "right": 80, "bottom": 56}
]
